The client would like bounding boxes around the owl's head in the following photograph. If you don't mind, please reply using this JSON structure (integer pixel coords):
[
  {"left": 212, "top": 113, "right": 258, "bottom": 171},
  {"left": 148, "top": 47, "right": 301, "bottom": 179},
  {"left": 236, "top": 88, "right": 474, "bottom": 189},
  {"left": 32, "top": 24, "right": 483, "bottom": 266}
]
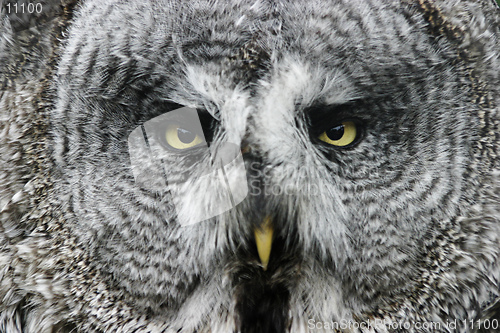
[{"left": 49, "top": 0, "right": 499, "bottom": 330}]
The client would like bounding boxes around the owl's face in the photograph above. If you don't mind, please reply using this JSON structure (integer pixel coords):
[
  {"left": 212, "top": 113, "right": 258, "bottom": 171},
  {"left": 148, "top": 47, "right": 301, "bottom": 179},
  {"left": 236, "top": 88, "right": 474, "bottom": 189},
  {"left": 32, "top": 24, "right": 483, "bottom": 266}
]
[{"left": 50, "top": 0, "right": 488, "bottom": 329}]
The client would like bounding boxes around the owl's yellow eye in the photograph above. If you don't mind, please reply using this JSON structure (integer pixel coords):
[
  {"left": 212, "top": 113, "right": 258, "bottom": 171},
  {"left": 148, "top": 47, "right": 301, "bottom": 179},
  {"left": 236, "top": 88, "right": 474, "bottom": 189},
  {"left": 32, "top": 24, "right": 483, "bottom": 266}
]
[
  {"left": 164, "top": 124, "right": 204, "bottom": 150},
  {"left": 318, "top": 121, "right": 357, "bottom": 147}
]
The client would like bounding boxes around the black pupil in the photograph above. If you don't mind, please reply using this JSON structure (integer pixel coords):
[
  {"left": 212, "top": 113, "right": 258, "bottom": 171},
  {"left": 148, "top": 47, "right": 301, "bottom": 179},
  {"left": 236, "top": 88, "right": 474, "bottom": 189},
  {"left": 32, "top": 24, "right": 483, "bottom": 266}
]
[
  {"left": 326, "top": 124, "right": 344, "bottom": 141},
  {"left": 177, "top": 128, "right": 196, "bottom": 144}
]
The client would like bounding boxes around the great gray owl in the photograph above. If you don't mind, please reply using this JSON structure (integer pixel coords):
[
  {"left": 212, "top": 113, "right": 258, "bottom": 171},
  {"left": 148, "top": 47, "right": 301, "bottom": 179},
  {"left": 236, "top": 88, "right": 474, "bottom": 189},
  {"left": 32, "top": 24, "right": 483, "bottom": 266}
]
[{"left": 0, "top": 0, "right": 499, "bottom": 332}]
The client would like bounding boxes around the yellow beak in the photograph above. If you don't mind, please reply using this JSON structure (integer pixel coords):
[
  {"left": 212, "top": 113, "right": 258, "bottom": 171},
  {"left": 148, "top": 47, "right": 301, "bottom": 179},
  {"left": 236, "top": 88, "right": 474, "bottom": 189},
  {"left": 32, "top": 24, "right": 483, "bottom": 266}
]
[{"left": 254, "top": 216, "right": 274, "bottom": 271}]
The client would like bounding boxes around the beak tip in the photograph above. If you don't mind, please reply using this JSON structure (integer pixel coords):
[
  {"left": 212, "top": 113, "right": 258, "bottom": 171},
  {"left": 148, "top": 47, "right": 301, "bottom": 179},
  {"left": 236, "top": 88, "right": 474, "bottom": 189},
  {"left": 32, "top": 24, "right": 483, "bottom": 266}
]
[{"left": 254, "top": 217, "right": 274, "bottom": 271}]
